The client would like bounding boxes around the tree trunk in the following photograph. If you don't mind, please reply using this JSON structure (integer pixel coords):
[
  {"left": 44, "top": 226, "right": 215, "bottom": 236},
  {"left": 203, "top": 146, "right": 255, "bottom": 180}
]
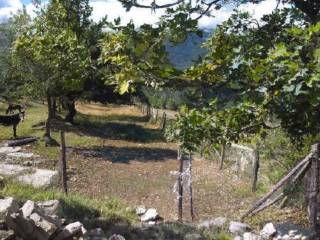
[
  {"left": 177, "top": 147, "right": 183, "bottom": 221},
  {"left": 65, "top": 96, "right": 76, "bottom": 124},
  {"left": 52, "top": 97, "right": 57, "bottom": 118},
  {"left": 219, "top": 143, "right": 226, "bottom": 170}
]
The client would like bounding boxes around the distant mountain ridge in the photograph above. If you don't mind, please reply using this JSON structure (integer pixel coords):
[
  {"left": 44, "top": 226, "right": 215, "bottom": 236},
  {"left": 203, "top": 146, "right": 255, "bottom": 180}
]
[{"left": 166, "top": 29, "right": 213, "bottom": 70}]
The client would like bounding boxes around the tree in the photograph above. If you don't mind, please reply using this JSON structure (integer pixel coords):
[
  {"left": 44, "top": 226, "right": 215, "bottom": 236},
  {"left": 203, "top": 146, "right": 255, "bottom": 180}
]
[{"left": 13, "top": 0, "right": 92, "bottom": 139}]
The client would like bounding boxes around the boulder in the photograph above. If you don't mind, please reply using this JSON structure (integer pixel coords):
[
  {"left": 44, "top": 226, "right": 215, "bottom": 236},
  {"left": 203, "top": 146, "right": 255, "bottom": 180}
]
[
  {"left": 0, "top": 229, "right": 15, "bottom": 240},
  {"left": 37, "top": 200, "right": 60, "bottom": 216},
  {"left": 260, "top": 223, "right": 277, "bottom": 239},
  {"left": 243, "top": 232, "right": 261, "bottom": 240},
  {"left": 229, "top": 221, "right": 251, "bottom": 235},
  {"left": 0, "top": 197, "right": 19, "bottom": 223},
  {"left": 17, "top": 169, "right": 58, "bottom": 188},
  {"left": 140, "top": 208, "right": 159, "bottom": 222},
  {"left": 135, "top": 206, "right": 146, "bottom": 216},
  {"left": 198, "top": 217, "right": 228, "bottom": 229},
  {"left": 184, "top": 233, "right": 202, "bottom": 240},
  {"left": 234, "top": 236, "right": 243, "bottom": 240},
  {"left": 108, "top": 234, "right": 126, "bottom": 240},
  {"left": 53, "top": 221, "right": 86, "bottom": 240},
  {"left": 6, "top": 200, "right": 61, "bottom": 240}
]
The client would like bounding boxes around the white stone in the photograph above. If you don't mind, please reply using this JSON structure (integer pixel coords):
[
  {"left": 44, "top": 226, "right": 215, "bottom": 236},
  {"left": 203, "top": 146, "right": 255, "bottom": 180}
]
[
  {"left": 37, "top": 200, "right": 60, "bottom": 216},
  {"left": 0, "top": 164, "right": 27, "bottom": 175},
  {"left": 148, "top": 221, "right": 156, "bottom": 226},
  {"left": 229, "top": 221, "right": 251, "bottom": 235},
  {"left": 0, "top": 197, "right": 19, "bottom": 222},
  {"left": 29, "top": 212, "right": 58, "bottom": 236},
  {"left": 108, "top": 234, "right": 126, "bottom": 240},
  {"left": 135, "top": 205, "right": 146, "bottom": 216},
  {"left": 198, "top": 217, "right": 228, "bottom": 229},
  {"left": 140, "top": 208, "right": 159, "bottom": 222},
  {"left": 260, "top": 223, "right": 277, "bottom": 239},
  {"left": 21, "top": 200, "right": 42, "bottom": 218},
  {"left": 7, "top": 152, "right": 34, "bottom": 158},
  {"left": 243, "top": 232, "right": 261, "bottom": 240},
  {"left": 18, "top": 169, "right": 58, "bottom": 188},
  {"left": 0, "top": 147, "right": 21, "bottom": 154},
  {"left": 53, "top": 221, "right": 86, "bottom": 240},
  {"left": 234, "top": 236, "right": 243, "bottom": 240}
]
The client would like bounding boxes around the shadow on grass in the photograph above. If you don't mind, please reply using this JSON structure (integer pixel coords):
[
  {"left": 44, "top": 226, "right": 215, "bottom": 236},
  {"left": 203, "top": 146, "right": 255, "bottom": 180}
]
[
  {"left": 46, "top": 113, "right": 164, "bottom": 143},
  {"left": 70, "top": 145, "right": 176, "bottom": 163}
]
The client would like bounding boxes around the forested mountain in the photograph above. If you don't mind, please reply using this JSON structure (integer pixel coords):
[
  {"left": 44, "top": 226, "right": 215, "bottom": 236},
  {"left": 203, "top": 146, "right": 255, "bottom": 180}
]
[{"left": 166, "top": 29, "right": 212, "bottom": 69}]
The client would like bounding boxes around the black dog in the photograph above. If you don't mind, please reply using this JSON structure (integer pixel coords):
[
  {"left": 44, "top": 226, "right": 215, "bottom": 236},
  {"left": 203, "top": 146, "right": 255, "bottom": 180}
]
[
  {"left": 6, "top": 104, "right": 25, "bottom": 115},
  {"left": 0, "top": 111, "right": 25, "bottom": 138}
]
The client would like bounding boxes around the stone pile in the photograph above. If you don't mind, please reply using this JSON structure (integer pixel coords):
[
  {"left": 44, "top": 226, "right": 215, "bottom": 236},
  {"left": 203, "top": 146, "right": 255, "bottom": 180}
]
[
  {"left": 135, "top": 206, "right": 162, "bottom": 225},
  {"left": 0, "top": 197, "right": 87, "bottom": 240},
  {"left": 198, "top": 217, "right": 312, "bottom": 240}
]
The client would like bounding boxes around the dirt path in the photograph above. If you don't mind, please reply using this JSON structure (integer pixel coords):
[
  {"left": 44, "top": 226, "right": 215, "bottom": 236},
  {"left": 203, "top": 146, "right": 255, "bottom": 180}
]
[{"left": 63, "top": 103, "right": 259, "bottom": 221}]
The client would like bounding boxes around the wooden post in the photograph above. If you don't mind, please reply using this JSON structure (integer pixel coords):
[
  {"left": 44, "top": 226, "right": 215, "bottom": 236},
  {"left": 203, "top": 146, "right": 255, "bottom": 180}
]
[
  {"left": 177, "top": 147, "right": 183, "bottom": 221},
  {"left": 189, "top": 152, "right": 195, "bottom": 221},
  {"left": 307, "top": 143, "right": 320, "bottom": 235},
  {"left": 219, "top": 143, "right": 226, "bottom": 170},
  {"left": 162, "top": 112, "right": 167, "bottom": 130},
  {"left": 155, "top": 109, "right": 159, "bottom": 123},
  {"left": 252, "top": 148, "right": 260, "bottom": 192},
  {"left": 60, "top": 131, "right": 68, "bottom": 195}
]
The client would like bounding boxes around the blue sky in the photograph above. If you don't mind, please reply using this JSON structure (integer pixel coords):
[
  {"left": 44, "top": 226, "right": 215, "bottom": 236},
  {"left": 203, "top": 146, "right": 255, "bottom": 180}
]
[{"left": 0, "top": 0, "right": 281, "bottom": 27}]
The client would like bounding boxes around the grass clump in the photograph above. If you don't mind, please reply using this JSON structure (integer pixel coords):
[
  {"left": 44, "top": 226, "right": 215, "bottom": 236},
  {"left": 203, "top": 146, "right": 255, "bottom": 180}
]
[{"left": 1, "top": 181, "right": 136, "bottom": 223}]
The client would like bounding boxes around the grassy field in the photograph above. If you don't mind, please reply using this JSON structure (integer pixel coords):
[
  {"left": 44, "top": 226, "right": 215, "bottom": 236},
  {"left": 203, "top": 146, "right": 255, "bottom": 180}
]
[{"left": 0, "top": 101, "right": 308, "bottom": 230}]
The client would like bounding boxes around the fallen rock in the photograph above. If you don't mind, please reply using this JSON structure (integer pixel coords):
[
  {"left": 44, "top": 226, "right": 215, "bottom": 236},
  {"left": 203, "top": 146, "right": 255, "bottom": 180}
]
[
  {"left": 17, "top": 168, "right": 58, "bottom": 188},
  {"left": 108, "top": 234, "right": 126, "bottom": 240},
  {"left": 140, "top": 208, "right": 159, "bottom": 222},
  {"left": 7, "top": 152, "right": 34, "bottom": 158},
  {"left": 260, "top": 222, "right": 277, "bottom": 239},
  {"left": 184, "top": 233, "right": 202, "bottom": 240},
  {"left": 0, "top": 147, "right": 21, "bottom": 154},
  {"left": 0, "top": 229, "right": 15, "bottom": 240},
  {"left": 198, "top": 217, "right": 228, "bottom": 229},
  {"left": 243, "top": 232, "right": 261, "bottom": 240},
  {"left": 275, "top": 223, "right": 313, "bottom": 240},
  {"left": 0, "top": 197, "right": 19, "bottom": 223},
  {"left": 37, "top": 200, "right": 60, "bottom": 216},
  {"left": 29, "top": 212, "right": 58, "bottom": 236},
  {"left": 135, "top": 205, "right": 146, "bottom": 216},
  {"left": 234, "top": 236, "right": 243, "bottom": 240},
  {"left": 229, "top": 221, "right": 251, "bottom": 235},
  {"left": 53, "top": 221, "right": 86, "bottom": 240}
]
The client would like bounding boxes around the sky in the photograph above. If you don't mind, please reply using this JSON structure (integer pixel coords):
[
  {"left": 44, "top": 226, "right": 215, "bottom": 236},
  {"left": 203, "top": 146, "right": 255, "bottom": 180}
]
[{"left": 0, "top": 0, "right": 282, "bottom": 28}]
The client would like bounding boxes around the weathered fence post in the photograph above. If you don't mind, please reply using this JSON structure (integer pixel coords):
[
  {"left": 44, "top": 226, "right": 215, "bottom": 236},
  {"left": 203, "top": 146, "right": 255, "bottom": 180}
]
[
  {"left": 177, "top": 147, "right": 183, "bottom": 221},
  {"left": 219, "top": 143, "right": 226, "bottom": 170},
  {"left": 162, "top": 112, "right": 167, "bottom": 130},
  {"left": 60, "top": 131, "right": 68, "bottom": 195},
  {"left": 189, "top": 152, "right": 195, "bottom": 221},
  {"left": 252, "top": 148, "right": 260, "bottom": 192},
  {"left": 308, "top": 143, "right": 320, "bottom": 236}
]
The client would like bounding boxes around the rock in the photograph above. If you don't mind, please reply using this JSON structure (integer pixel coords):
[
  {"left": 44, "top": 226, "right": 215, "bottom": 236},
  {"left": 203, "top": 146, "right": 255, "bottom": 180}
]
[
  {"left": 108, "top": 234, "right": 126, "bottom": 240},
  {"left": 135, "top": 206, "right": 146, "bottom": 216},
  {"left": 229, "top": 221, "right": 251, "bottom": 235},
  {"left": 275, "top": 223, "right": 313, "bottom": 240},
  {"left": 197, "top": 217, "right": 228, "bottom": 229},
  {"left": 86, "top": 227, "right": 105, "bottom": 239},
  {"left": 184, "top": 233, "right": 202, "bottom": 240},
  {"left": 29, "top": 212, "right": 58, "bottom": 236},
  {"left": 148, "top": 221, "right": 156, "bottom": 226},
  {"left": 7, "top": 212, "right": 51, "bottom": 240},
  {"left": 7, "top": 152, "right": 34, "bottom": 158},
  {"left": 0, "top": 197, "right": 19, "bottom": 223},
  {"left": 17, "top": 169, "right": 58, "bottom": 188},
  {"left": 243, "top": 232, "right": 261, "bottom": 240},
  {"left": 234, "top": 236, "right": 243, "bottom": 240},
  {"left": 260, "top": 223, "right": 277, "bottom": 239},
  {"left": 0, "top": 147, "right": 21, "bottom": 154},
  {"left": 0, "top": 229, "right": 15, "bottom": 240},
  {"left": 53, "top": 221, "right": 86, "bottom": 240},
  {"left": 7, "top": 200, "right": 61, "bottom": 240},
  {"left": 37, "top": 200, "right": 60, "bottom": 216},
  {"left": 140, "top": 208, "right": 159, "bottom": 222},
  {"left": 0, "top": 164, "right": 27, "bottom": 176}
]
